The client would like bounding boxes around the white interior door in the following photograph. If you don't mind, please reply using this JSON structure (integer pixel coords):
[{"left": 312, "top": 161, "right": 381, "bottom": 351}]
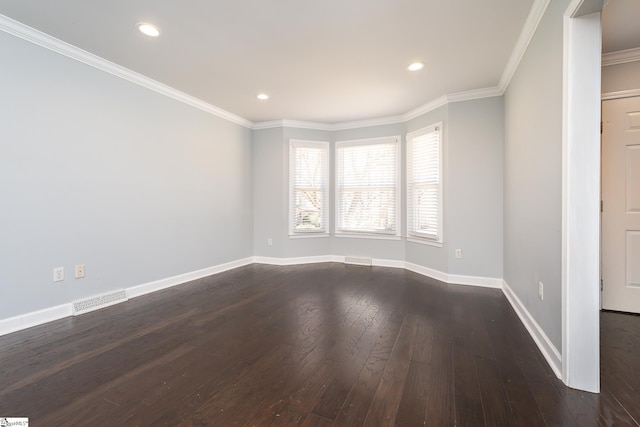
[{"left": 602, "top": 96, "right": 640, "bottom": 313}]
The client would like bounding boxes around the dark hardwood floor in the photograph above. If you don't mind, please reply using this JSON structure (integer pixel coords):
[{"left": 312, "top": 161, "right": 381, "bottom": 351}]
[{"left": 0, "top": 263, "right": 638, "bottom": 426}]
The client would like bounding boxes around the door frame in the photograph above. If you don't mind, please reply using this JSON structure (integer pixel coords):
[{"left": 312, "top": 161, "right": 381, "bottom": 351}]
[{"left": 562, "top": 0, "right": 605, "bottom": 393}]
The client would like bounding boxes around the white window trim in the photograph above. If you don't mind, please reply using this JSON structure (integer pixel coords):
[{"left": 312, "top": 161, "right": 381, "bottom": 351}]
[
  {"left": 289, "top": 139, "right": 330, "bottom": 237},
  {"left": 406, "top": 123, "right": 443, "bottom": 246},
  {"left": 335, "top": 135, "right": 401, "bottom": 239}
]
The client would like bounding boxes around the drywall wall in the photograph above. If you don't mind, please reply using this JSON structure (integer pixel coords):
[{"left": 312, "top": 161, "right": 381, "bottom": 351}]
[
  {"left": 503, "top": 0, "right": 570, "bottom": 351},
  {"left": 252, "top": 126, "right": 333, "bottom": 258},
  {"left": 602, "top": 60, "right": 640, "bottom": 93},
  {"left": 253, "top": 99, "right": 504, "bottom": 280},
  {"left": 447, "top": 97, "right": 504, "bottom": 278},
  {"left": 0, "top": 31, "right": 253, "bottom": 319},
  {"left": 252, "top": 127, "right": 286, "bottom": 258}
]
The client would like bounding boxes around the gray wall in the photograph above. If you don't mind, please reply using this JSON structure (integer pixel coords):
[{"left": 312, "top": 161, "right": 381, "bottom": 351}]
[
  {"left": 253, "top": 100, "right": 504, "bottom": 279},
  {"left": 0, "top": 31, "right": 253, "bottom": 319},
  {"left": 602, "top": 60, "right": 640, "bottom": 93},
  {"left": 1, "top": 19, "right": 507, "bottom": 325},
  {"left": 447, "top": 98, "right": 504, "bottom": 278},
  {"left": 503, "top": 0, "right": 570, "bottom": 350}
]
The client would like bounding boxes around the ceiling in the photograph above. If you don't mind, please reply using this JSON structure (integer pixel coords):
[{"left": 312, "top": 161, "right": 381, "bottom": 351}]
[
  {"left": 0, "top": 1, "right": 636, "bottom": 125},
  {"left": 602, "top": 0, "right": 640, "bottom": 53}
]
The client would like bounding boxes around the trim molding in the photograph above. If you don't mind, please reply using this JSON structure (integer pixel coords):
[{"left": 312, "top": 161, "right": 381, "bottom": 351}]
[
  {"left": 449, "top": 273, "right": 503, "bottom": 289},
  {"left": 253, "top": 255, "right": 341, "bottom": 265},
  {"left": 2, "top": 0, "right": 550, "bottom": 133},
  {"left": 404, "top": 261, "right": 450, "bottom": 283},
  {"left": 602, "top": 89, "right": 640, "bottom": 101},
  {"left": 126, "top": 257, "right": 254, "bottom": 299},
  {"left": 0, "top": 255, "right": 559, "bottom": 384},
  {"left": 602, "top": 47, "right": 640, "bottom": 67},
  {"left": 253, "top": 256, "right": 502, "bottom": 289},
  {"left": 499, "top": 0, "right": 551, "bottom": 91},
  {"left": 0, "top": 304, "right": 72, "bottom": 337},
  {"left": 502, "top": 280, "right": 562, "bottom": 378},
  {"left": 0, "top": 14, "right": 253, "bottom": 129},
  {"left": 0, "top": 257, "right": 254, "bottom": 337}
]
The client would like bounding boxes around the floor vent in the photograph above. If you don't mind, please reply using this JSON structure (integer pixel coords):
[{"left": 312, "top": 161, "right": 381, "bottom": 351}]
[
  {"left": 72, "top": 290, "right": 128, "bottom": 315},
  {"left": 344, "top": 256, "right": 373, "bottom": 266}
]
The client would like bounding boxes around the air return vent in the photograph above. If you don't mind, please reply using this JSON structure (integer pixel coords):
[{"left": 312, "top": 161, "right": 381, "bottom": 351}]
[
  {"left": 344, "top": 256, "right": 373, "bottom": 266},
  {"left": 72, "top": 290, "right": 128, "bottom": 315}
]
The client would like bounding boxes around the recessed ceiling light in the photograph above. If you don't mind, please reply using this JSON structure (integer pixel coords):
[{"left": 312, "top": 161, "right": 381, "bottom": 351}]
[
  {"left": 137, "top": 22, "right": 160, "bottom": 37},
  {"left": 257, "top": 93, "right": 269, "bottom": 100},
  {"left": 408, "top": 62, "right": 425, "bottom": 71}
]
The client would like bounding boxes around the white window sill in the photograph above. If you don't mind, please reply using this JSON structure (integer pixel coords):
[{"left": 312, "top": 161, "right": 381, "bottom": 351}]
[
  {"left": 335, "top": 233, "right": 402, "bottom": 241},
  {"left": 406, "top": 236, "right": 443, "bottom": 247},
  {"left": 289, "top": 233, "right": 330, "bottom": 239}
]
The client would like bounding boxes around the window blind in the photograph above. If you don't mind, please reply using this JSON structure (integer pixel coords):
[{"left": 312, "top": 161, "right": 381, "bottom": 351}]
[
  {"left": 290, "top": 141, "right": 329, "bottom": 233},
  {"left": 336, "top": 137, "right": 399, "bottom": 234},
  {"left": 407, "top": 125, "right": 442, "bottom": 242}
]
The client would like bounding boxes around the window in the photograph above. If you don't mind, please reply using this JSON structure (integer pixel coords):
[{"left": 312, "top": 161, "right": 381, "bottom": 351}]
[
  {"left": 407, "top": 123, "right": 443, "bottom": 245},
  {"left": 289, "top": 140, "right": 329, "bottom": 235},
  {"left": 335, "top": 136, "right": 400, "bottom": 236}
]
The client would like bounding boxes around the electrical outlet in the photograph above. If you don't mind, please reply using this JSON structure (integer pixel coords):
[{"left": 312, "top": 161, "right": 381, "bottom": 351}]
[
  {"left": 75, "top": 264, "right": 85, "bottom": 279},
  {"left": 455, "top": 249, "right": 462, "bottom": 259},
  {"left": 268, "top": 238, "right": 273, "bottom": 246},
  {"left": 53, "top": 267, "right": 64, "bottom": 282},
  {"left": 538, "top": 281, "right": 544, "bottom": 300}
]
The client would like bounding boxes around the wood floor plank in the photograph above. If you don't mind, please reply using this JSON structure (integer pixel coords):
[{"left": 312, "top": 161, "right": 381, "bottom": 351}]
[
  {"left": 453, "top": 347, "right": 485, "bottom": 427},
  {"left": 394, "top": 361, "right": 430, "bottom": 426},
  {"left": 475, "top": 356, "right": 517, "bottom": 427},
  {"left": 482, "top": 298, "right": 547, "bottom": 427},
  {"left": 362, "top": 314, "right": 418, "bottom": 426},
  {"left": 422, "top": 330, "right": 455, "bottom": 426},
  {"left": 1, "top": 264, "right": 640, "bottom": 427},
  {"left": 331, "top": 311, "right": 403, "bottom": 426}
]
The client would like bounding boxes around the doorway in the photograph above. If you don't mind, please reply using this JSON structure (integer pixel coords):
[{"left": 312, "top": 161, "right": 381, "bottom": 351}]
[{"left": 601, "top": 96, "right": 640, "bottom": 314}]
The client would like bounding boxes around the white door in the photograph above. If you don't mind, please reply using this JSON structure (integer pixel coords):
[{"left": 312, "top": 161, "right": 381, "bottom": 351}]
[{"left": 602, "top": 96, "right": 640, "bottom": 313}]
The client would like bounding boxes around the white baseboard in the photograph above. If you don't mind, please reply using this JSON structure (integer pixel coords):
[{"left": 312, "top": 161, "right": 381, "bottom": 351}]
[
  {"left": 254, "top": 256, "right": 500, "bottom": 289},
  {"left": 126, "top": 257, "right": 253, "bottom": 299},
  {"left": 502, "top": 280, "right": 562, "bottom": 378},
  {"left": 449, "top": 273, "right": 503, "bottom": 289},
  {"left": 253, "top": 255, "right": 341, "bottom": 265},
  {"left": 372, "top": 258, "right": 406, "bottom": 269},
  {"left": 0, "top": 257, "right": 254, "bottom": 337},
  {"left": 0, "top": 255, "right": 563, "bottom": 384},
  {"left": 0, "top": 304, "right": 72, "bottom": 337},
  {"left": 404, "top": 261, "right": 450, "bottom": 283}
]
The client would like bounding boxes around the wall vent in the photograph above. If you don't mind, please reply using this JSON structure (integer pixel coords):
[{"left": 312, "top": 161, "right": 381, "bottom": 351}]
[
  {"left": 344, "top": 256, "right": 373, "bottom": 266},
  {"left": 72, "top": 289, "right": 128, "bottom": 315}
]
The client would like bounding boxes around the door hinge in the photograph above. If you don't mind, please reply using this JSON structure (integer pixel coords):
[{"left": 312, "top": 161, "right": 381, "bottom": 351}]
[
  {"left": 601, "top": 200, "right": 603, "bottom": 213},
  {"left": 600, "top": 278, "right": 603, "bottom": 291}
]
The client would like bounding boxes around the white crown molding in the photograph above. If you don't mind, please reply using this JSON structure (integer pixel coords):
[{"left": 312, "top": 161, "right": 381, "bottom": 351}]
[
  {"left": 602, "top": 47, "right": 640, "bottom": 67},
  {"left": 2, "top": 0, "right": 550, "bottom": 133},
  {"left": 499, "top": 0, "right": 551, "bottom": 92},
  {"left": 330, "top": 115, "right": 406, "bottom": 131},
  {"left": 446, "top": 86, "right": 504, "bottom": 104},
  {"left": 253, "top": 120, "right": 334, "bottom": 131},
  {"left": 602, "top": 88, "right": 640, "bottom": 101},
  {"left": 252, "top": 116, "right": 406, "bottom": 131},
  {"left": 402, "top": 95, "right": 449, "bottom": 122},
  {"left": 0, "top": 14, "right": 253, "bottom": 129}
]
